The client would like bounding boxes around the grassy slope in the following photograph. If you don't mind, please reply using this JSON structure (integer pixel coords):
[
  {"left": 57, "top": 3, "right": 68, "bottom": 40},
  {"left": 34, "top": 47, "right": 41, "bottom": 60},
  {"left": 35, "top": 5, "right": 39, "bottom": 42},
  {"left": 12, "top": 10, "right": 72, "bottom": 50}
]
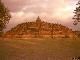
[{"left": 0, "top": 38, "right": 80, "bottom": 60}]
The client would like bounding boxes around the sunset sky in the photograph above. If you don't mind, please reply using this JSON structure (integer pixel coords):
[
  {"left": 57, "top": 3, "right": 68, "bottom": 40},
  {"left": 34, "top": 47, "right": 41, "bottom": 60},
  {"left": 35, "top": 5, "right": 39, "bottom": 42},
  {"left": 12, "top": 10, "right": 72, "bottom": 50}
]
[{"left": 2, "top": 0, "right": 80, "bottom": 31}]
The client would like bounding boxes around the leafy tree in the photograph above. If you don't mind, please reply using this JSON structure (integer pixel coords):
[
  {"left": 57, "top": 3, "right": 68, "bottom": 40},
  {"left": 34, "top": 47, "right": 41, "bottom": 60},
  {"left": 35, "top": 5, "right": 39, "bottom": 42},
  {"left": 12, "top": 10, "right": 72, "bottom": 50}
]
[
  {"left": 73, "top": 0, "right": 80, "bottom": 25},
  {"left": 0, "top": 1, "right": 11, "bottom": 36}
]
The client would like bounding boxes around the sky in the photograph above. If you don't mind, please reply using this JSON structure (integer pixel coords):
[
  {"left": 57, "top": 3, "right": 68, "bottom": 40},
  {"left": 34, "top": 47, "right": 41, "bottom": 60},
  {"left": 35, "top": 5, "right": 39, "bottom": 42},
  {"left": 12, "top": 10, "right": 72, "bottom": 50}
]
[{"left": 1, "top": 0, "right": 80, "bottom": 31}]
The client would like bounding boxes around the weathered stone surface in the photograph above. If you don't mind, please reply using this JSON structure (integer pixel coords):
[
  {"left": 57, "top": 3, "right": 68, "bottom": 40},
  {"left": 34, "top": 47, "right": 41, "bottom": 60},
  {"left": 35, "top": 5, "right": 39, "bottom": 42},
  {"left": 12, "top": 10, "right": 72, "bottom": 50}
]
[{"left": 5, "top": 17, "right": 77, "bottom": 38}]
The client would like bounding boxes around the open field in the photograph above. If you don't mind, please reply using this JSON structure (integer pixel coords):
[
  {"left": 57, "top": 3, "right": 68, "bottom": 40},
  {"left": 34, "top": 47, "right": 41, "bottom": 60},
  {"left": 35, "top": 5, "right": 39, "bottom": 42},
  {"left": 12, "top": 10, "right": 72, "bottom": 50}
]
[{"left": 0, "top": 38, "right": 80, "bottom": 60}]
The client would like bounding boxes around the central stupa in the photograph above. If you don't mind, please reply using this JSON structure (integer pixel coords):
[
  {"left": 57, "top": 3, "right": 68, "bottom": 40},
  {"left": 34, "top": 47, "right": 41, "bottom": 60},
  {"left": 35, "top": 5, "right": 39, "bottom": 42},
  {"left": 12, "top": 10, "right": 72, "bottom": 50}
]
[{"left": 5, "top": 16, "right": 77, "bottom": 38}]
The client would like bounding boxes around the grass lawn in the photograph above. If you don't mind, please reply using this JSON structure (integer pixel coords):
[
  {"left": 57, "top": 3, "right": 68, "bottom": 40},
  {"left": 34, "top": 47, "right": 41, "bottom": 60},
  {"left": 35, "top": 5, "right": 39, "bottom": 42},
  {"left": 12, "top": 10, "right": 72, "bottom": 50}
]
[{"left": 0, "top": 38, "right": 80, "bottom": 60}]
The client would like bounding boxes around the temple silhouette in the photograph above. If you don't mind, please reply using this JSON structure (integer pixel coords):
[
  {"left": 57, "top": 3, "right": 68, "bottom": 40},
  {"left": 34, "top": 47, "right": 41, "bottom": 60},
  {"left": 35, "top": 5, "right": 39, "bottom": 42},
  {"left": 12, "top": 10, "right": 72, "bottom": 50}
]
[{"left": 5, "top": 16, "right": 77, "bottom": 38}]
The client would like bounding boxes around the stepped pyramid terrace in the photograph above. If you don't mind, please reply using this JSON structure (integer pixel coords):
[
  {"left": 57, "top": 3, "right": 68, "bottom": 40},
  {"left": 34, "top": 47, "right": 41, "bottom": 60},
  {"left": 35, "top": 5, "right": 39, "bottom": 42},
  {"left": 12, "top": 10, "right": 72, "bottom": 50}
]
[{"left": 5, "top": 16, "right": 77, "bottom": 38}]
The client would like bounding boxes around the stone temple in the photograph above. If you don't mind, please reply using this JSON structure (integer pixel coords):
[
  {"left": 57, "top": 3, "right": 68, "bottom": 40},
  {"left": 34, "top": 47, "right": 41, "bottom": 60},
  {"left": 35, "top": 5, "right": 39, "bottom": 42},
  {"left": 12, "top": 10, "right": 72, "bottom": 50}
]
[{"left": 5, "top": 16, "right": 77, "bottom": 38}]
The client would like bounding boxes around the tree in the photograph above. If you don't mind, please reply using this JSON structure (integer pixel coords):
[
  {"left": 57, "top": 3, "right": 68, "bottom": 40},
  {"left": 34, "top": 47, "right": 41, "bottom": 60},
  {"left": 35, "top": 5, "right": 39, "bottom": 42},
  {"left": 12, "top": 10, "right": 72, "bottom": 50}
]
[
  {"left": 73, "top": 0, "right": 80, "bottom": 25},
  {"left": 0, "top": 0, "right": 11, "bottom": 36}
]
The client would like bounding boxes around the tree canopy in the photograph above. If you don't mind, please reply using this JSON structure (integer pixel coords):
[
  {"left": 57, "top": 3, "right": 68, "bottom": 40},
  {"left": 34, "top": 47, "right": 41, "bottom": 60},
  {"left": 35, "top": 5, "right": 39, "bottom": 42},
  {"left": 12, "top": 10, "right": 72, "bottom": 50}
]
[
  {"left": 0, "top": 1, "right": 11, "bottom": 31},
  {"left": 73, "top": 0, "right": 80, "bottom": 25}
]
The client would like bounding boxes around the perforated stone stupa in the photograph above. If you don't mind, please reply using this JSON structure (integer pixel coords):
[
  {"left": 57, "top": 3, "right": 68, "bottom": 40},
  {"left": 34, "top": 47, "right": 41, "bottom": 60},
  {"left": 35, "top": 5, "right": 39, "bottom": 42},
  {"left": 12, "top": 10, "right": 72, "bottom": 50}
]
[{"left": 5, "top": 16, "right": 77, "bottom": 38}]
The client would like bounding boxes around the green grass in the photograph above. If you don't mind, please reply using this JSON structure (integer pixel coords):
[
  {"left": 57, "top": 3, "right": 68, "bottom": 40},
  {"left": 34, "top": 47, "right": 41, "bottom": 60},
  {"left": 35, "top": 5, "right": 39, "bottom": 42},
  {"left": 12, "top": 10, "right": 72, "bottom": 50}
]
[{"left": 0, "top": 38, "right": 80, "bottom": 60}]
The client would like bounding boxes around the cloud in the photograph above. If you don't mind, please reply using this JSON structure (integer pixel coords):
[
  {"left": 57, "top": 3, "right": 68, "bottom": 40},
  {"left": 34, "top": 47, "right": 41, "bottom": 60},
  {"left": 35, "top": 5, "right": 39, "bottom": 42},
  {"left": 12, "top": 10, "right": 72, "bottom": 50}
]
[{"left": 2, "top": 0, "right": 78, "bottom": 31}]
